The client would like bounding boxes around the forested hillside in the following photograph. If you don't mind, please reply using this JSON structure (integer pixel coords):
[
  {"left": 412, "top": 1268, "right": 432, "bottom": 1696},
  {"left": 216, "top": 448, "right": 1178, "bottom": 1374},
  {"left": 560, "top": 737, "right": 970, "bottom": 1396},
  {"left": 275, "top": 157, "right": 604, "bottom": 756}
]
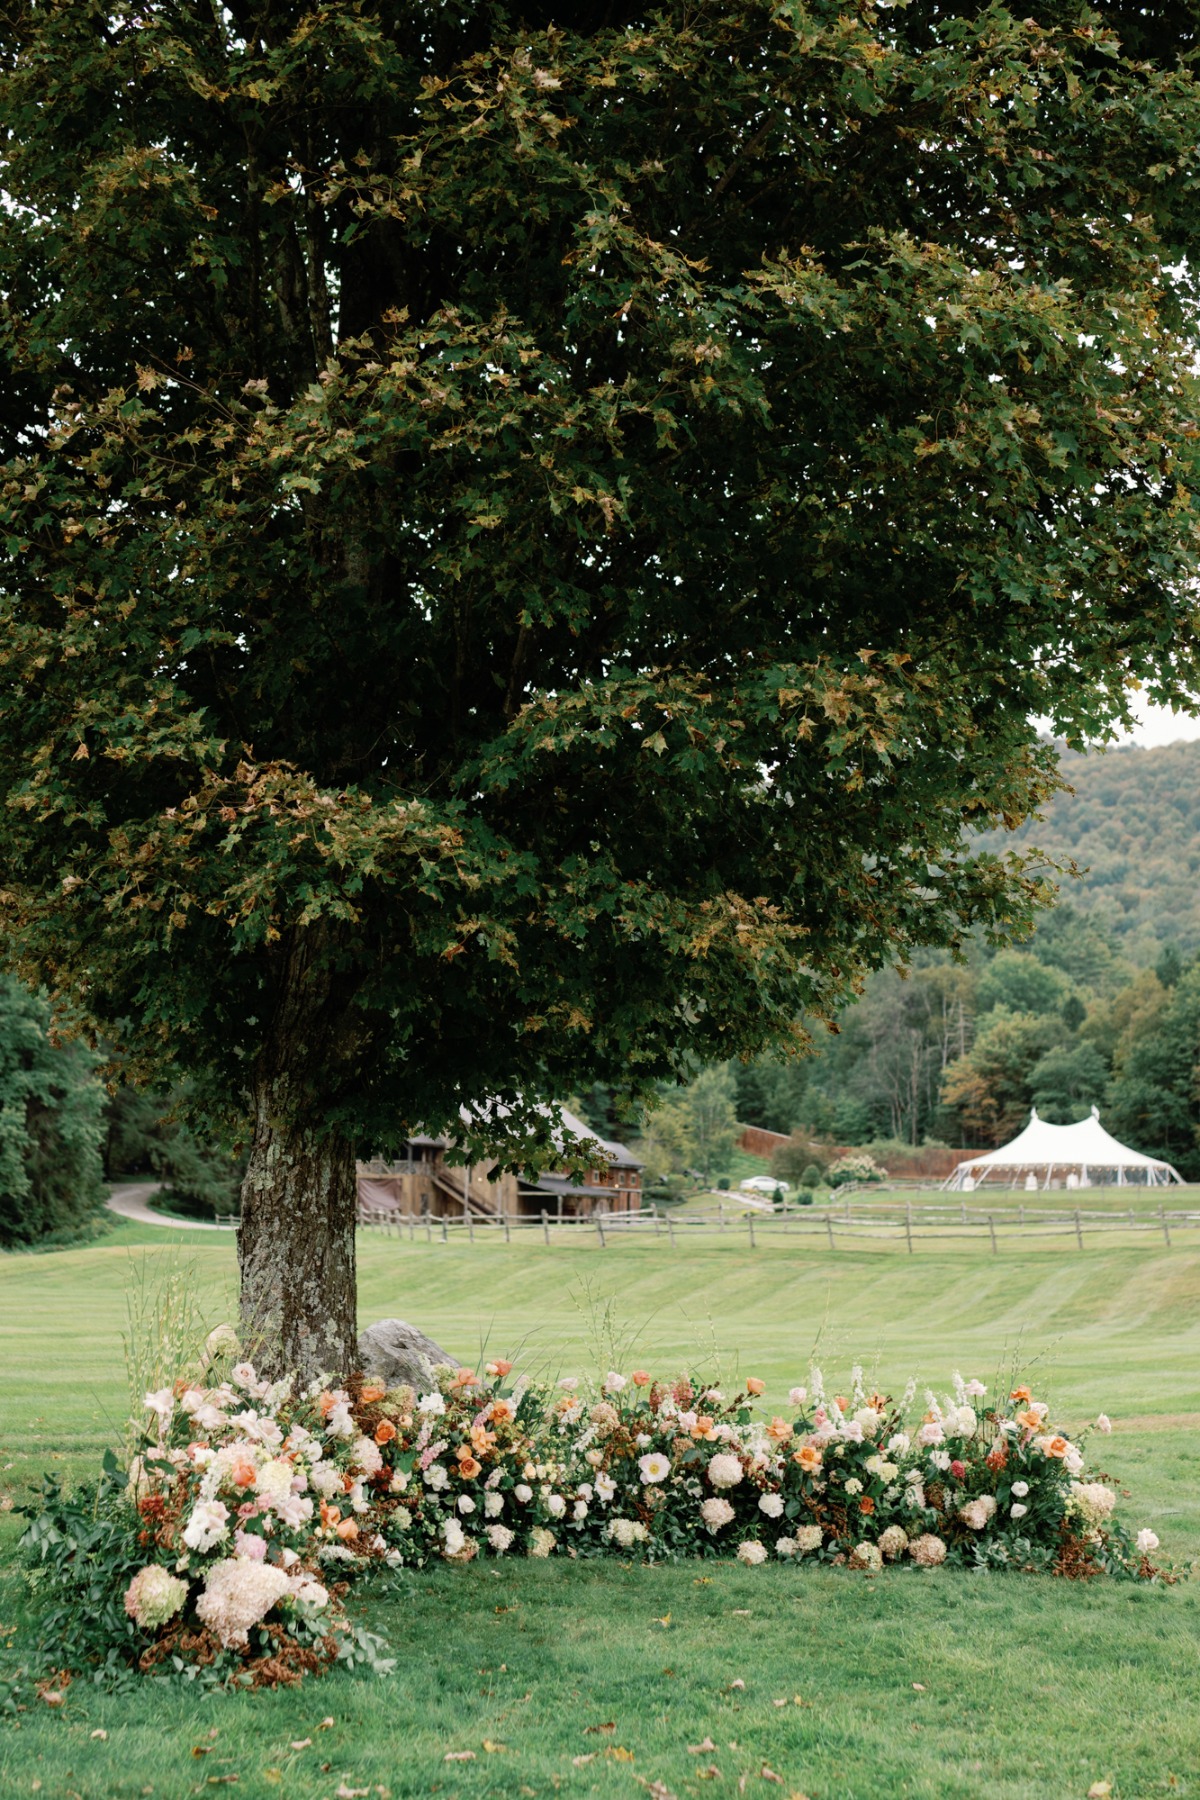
[{"left": 987, "top": 740, "right": 1200, "bottom": 962}]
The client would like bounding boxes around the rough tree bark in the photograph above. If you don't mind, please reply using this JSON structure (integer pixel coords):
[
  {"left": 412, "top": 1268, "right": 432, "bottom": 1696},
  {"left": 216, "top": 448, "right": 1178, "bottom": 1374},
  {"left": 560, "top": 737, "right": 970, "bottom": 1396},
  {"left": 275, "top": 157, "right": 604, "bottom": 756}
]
[{"left": 237, "top": 930, "right": 360, "bottom": 1380}]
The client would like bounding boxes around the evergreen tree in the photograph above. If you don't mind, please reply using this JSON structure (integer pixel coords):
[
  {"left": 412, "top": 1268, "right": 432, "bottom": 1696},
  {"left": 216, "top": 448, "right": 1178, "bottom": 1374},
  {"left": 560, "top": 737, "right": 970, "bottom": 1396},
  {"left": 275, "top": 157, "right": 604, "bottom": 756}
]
[{"left": 0, "top": 978, "right": 107, "bottom": 1247}]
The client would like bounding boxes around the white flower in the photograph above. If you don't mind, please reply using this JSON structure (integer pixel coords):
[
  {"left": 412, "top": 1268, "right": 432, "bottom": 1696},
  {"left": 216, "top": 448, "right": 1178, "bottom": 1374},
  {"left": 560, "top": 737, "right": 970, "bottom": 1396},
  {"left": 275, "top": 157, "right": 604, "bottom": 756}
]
[
  {"left": 390, "top": 1469, "right": 409, "bottom": 1494},
  {"left": 325, "top": 1402, "right": 355, "bottom": 1439},
  {"left": 707, "top": 1453, "right": 744, "bottom": 1490},
  {"left": 231, "top": 1362, "right": 258, "bottom": 1389},
  {"left": 351, "top": 1435, "right": 384, "bottom": 1479},
  {"left": 310, "top": 1462, "right": 342, "bottom": 1499},
  {"left": 916, "top": 1421, "right": 944, "bottom": 1448},
  {"left": 1064, "top": 1447, "right": 1084, "bottom": 1476},
  {"left": 794, "top": 1525, "right": 823, "bottom": 1553},
  {"left": 557, "top": 1377, "right": 579, "bottom": 1391},
  {"left": 290, "top": 1577, "right": 328, "bottom": 1610},
  {"left": 1096, "top": 1413, "right": 1112, "bottom": 1434},
  {"left": 417, "top": 1393, "right": 446, "bottom": 1415},
  {"left": 775, "top": 1537, "right": 797, "bottom": 1557},
  {"left": 1011, "top": 1481, "right": 1029, "bottom": 1498},
  {"left": 853, "top": 1407, "right": 883, "bottom": 1438},
  {"left": 788, "top": 1387, "right": 807, "bottom": 1407},
  {"left": 952, "top": 1406, "right": 977, "bottom": 1437},
  {"left": 529, "top": 1527, "right": 557, "bottom": 1557},
  {"left": 273, "top": 1492, "right": 314, "bottom": 1530},
  {"left": 514, "top": 1483, "right": 533, "bottom": 1504},
  {"left": 143, "top": 1387, "right": 174, "bottom": 1424},
  {"left": 603, "top": 1372, "right": 627, "bottom": 1393},
  {"left": 573, "top": 1500, "right": 588, "bottom": 1520},
  {"left": 737, "top": 1540, "right": 768, "bottom": 1566},
  {"left": 547, "top": 1494, "right": 566, "bottom": 1518},
  {"left": 849, "top": 1542, "right": 883, "bottom": 1572},
  {"left": 634, "top": 1432, "right": 652, "bottom": 1449},
  {"left": 844, "top": 1478, "right": 863, "bottom": 1497},
  {"left": 887, "top": 1433, "right": 910, "bottom": 1456},
  {"left": 182, "top": 1499, "right": 230, "bottom": 1552},
  {"left": 576, "top": 1483, "right": 593, "bottom": 1502},
  {"left": 958, "top": 1495, "right": 997, "bottom": 1531},
  {"left": 425, "top": 1464, "right": 450, "bottom": 1492},
  {"left": 255, "top": 1459, "right": 295, "bottom": 1505},
  {"left": 124, "top": 1564, "right": 188, "bottom": 1629},
  {"left": 1136, "top": 1528, "right": 1160, "bottom": 1555},
  {"left": 878, "top": 1525, "right": 908, "bottom": 1561},
  {"left": 484, "top": 1491, "right": 504, "bottom": 1518},
  {"left": 758, "top": 1493, "right": 784, "bottom": 1519},
  {"left": 442, "top": 1518, "right": 466, "bottom": 1557},
  {"left": 840, "top": 1420, "right": 864, "bottom": 1444},
  {"left": 594, "top": 1474, "right": 616, "bottom": 1504},
  {"left": 1069, "top": 1482, "right": 1117, "bottom": 1528},
  {"left": 638, "top": 1452, "right": 670, "bottom": 1485},
  {"left": 457, "top": 1495, "right": 476, "bottom": 1514},
  {"left": 384, "top": 1548, "right": 403, "bottom": 1567},
  {"left": 964, "top": 1379, "right": 987, "bottom": 1399},
  {"left": 391, "top": 1508, "right": 413, "bottom": 1532},
  {"left": 1010, "top": 1503, "right": 1028, "bottom": 1520},
  {"left": 929, "top": 1451, "right": 951, "bottom": 1472},
  {"left": 700, "top": 1496, "right": 735, "bottom": 1532},
  {"left": 486, "top": 1524, "right": 514, "bottom": 1554},
  {"left": 195, "top": 1558, "right": 291, "bottom": 1647},
  {"left": 609, "top": 1517, "right": 649, "bottom": 1549}
]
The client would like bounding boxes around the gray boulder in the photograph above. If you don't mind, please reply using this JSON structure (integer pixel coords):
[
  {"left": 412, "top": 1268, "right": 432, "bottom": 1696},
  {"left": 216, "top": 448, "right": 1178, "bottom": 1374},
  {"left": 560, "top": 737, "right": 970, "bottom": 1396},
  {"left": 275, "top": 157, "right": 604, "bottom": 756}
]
[{"left": 357, "top": 1318, "right": 461, "bottom": 1391}]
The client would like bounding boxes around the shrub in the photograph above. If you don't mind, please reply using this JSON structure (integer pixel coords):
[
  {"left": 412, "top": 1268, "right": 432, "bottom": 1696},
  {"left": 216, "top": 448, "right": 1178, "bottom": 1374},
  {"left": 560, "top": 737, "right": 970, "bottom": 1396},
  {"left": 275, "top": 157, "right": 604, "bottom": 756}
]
[
  {"left": 716, "top": 1177, "right": 731, "bottom": 1191},
  {"left": 800, "top": 1163, "right": 823, "bottom": 1189},
  {"left": 769, "top": 1133, "right": 825, "bottom": 1184},
  {"left": 828, "top": 1154, "right": 886, "bottom": 1189}
]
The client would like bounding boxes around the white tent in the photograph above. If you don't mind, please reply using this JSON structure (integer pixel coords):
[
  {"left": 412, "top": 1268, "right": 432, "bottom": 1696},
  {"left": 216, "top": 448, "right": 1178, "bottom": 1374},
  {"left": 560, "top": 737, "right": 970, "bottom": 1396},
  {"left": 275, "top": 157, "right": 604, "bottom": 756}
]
[{"left": 942, "top": 1108, "right": 1182, "bottom": 1191}]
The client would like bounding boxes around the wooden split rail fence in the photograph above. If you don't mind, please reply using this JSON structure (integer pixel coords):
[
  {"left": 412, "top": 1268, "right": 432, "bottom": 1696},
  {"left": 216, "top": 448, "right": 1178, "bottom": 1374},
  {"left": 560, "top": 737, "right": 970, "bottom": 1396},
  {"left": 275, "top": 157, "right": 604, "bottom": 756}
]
[{"left": 357, "top": 1196, "right": 1200, "bottom": 1252}]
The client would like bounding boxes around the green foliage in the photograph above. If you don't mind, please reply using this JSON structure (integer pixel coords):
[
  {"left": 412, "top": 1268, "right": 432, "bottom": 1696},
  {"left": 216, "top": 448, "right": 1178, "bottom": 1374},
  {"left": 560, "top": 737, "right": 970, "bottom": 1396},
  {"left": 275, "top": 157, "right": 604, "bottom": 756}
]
[
  {"left": 17, "top": 1456, "right": 146, "bottom": 1676},
  {"left": 1026, "top": 1043, "right": 1109, "bottom": 1125},
  {"left": 827, "top": 1154, "right": 885, "bottom": 1189},
  {"left": 2, "top": 0, "right": 1200, "bottom": 1198},
  {"left": 0, "top": 977, "right": 106, "bottom": 1248},
  {"left": 800, "top": 1164, "right": 823, "bottom": 1191},
  {"left": 769, "top": 1134, "right": 825, "bottom": 1185},
  {"left": 1106, "top": 965, "right": 1200, "bottom": 1177},
  {"left": 731, "top": 1056, "right": 808, "bottom": 1136},
  {"left": 105, "top": 1084, "right": 245, "bottom": 1217},
  {"left": 976, "top": 951, "right": 1069, "bottom": 1019},
  {"left": 643, "top": 1066, "right": 740, "bottom": 1185}
]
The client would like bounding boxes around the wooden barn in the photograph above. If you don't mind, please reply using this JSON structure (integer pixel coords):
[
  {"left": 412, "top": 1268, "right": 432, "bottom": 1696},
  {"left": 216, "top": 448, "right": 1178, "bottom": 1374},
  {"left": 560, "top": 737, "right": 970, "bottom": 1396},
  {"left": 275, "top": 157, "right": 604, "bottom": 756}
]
[{"left": 356, "top": 1106, "right": 643, "bottom": 1224}]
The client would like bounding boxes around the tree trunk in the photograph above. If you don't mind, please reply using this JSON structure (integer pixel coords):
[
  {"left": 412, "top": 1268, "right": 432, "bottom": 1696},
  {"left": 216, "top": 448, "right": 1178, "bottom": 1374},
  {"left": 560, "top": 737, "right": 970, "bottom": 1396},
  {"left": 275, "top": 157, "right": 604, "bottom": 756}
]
[
  {"left": 238, "top": 1080, "right": 358, "bottom": 1381},
  {"left": 236, "top": 926, "right": 362, "bottom": 1381}
]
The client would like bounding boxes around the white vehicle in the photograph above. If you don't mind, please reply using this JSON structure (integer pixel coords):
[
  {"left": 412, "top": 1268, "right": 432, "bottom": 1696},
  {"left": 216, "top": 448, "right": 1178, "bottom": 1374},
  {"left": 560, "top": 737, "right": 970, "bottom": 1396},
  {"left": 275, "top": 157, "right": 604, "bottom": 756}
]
[{"left": 739, "top": 1175, "right": 789, "bottom": 1194}]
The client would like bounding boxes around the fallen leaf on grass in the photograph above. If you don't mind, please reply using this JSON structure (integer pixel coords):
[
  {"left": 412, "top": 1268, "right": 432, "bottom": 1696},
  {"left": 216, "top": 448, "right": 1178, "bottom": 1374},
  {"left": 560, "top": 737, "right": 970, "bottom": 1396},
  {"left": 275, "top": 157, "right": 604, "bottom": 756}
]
[
  {"left": 772, "top": 1698, "right": 788, "bottom": 1707},
  {"left": 192, "top": 1746, "right": 213, "bottom": 1758},
  {"left": 605, "top": 1745, "right": 635, "bottom": 1762},
  {"left": 1087, "top": 1784, "right": 1113, "bottom": 1799},
  {"left": 335, "top": 1785, "right": 369, "bottom": 1798},
  {"left": 688, "top": 1739, "right": 717, "bottom": 1754},
  {"left": 90, "top": 1729, "right": 107, "bottom": 1741},
  {"left": 584, "top": 1722, "right": 616, "bottom": 1734},
  {"left": 652, "top": 1614, "right": 672, "bottom": 1628},
  {"left": 693, "top": 1576, "right": 712, "bottom": 1586},
  {"left": 911, "top": 1683, "right": 926, "bottom": 1692},
  {"left": 444, "top": 1752, "right": 476, "bottom": 1763},
  {"left": 206, "top": 1780, "right": 238, "bottom": 1788},
  {"left": 698, "top": 1769, "right": 720, "bottom": 1782},
  {"left": 289, "top": 1739, "right": 312, "bottom": 1751},
  {"left": 262, "top": 1772, "right": 281, "bottom": 1785},
  {"left": 761, "top": 1766, "right": 784, "bottom": 1784},
  {"left": 482, "top": 1741, "right": 507, "bottom": 1754},
  {"left": 728, "top": 1679, "right": 746, "bottom": 1691},
  {"left": 40, "top": 1690, "right": 64, "bottom": 1707},
  {"left": 572, "top": 1754, "right": 595, "bottom": 1768},
  {"left": 318, "top": 1717, "right": 335, "bottom": 1730},
  {"left": 731, "top": 1609, "right": 751, "bottom": 1617},
  {"left": 645, "top": 1783, "right": 677, "bottom": 1800}
]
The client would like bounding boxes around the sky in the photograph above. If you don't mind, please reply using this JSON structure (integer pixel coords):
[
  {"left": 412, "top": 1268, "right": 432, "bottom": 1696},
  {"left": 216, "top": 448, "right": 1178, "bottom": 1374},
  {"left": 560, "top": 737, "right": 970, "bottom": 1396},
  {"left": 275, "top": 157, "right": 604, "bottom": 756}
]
[{"left": 1120, "top": 700, "right": 1200, "bottom": 749}]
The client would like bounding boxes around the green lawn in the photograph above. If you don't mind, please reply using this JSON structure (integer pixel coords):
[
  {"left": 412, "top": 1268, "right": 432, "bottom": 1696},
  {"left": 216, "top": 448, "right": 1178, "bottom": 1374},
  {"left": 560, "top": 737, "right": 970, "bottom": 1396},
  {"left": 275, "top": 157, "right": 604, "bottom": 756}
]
[{"left": 2, "top": 1215, "right": 1199, "bottom": 1799}]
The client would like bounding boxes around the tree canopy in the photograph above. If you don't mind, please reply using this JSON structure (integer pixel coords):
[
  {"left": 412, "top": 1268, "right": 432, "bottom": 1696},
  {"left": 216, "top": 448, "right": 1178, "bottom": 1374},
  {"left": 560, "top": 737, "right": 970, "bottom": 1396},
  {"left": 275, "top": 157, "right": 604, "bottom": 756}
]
[{"left": 3, "top": 2, "right": 1200, "bottom": 1367}]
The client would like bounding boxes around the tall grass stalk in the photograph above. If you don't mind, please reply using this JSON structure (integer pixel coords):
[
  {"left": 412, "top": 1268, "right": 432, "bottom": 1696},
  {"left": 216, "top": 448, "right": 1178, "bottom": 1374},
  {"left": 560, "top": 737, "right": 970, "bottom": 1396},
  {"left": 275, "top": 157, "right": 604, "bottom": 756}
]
[{"left": 120, "top": 1253, "right": 210, "bottom": 1456}]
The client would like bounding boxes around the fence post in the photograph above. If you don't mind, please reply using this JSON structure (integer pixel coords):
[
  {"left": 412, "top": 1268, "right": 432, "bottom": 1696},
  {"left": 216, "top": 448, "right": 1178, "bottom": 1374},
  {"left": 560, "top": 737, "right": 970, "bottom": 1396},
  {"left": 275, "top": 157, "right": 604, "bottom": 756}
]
[
  {"left": 904, "top": 1201, "right": 913, "bottom": 1255},
  {"left": 654, "top": 1210, "right": 661, "bottom": 1237},
  {"left": 542, "top": 1209, "right": 550, "bottom": 1246},
  {"left": 748, "top": 1213, "right": 756, "bottom": 1249},
  {"left": 597, "top": 1215, "right": 606, "bottom": 1248},
  {"left": 425, "top": 1215, "right": 432, "bottom": 1244},
  {"left": 557, "top": 1193, "right": 563, "bottom": 1225},
  {"left": 1160, "top": 1203, "right": 1171, "bottom": 1248},
  {"left": 987, "top": 1215, "right": 997, "bottom": 1254},
  {"left": 961, "top": 1200, "right": 967, "bottom": 1225},
  {"left": 504, "top": 1213, "right": 511, "bottom": 1244},
  {"left": 844, "top": 1195, "right": 851, "bottom": 1223},
  {"left": 441, "top": 1217, "right": 448, "bottom": 1244},
  {"left": 409, "top": 1215, "right": 415, "bottom": 1243},
  {"left": 1073, "top": 1208, "right": 1083, "bottom": 1251},
  {"left": 826, "top": 1217, "right": 835, "bottom": 1252},
  {"left": 720, "top": 1201, "right": 726, "bottom": 1233},
  {"left": 667, "top": 1214, "right": 675, "bottom": 1250}
]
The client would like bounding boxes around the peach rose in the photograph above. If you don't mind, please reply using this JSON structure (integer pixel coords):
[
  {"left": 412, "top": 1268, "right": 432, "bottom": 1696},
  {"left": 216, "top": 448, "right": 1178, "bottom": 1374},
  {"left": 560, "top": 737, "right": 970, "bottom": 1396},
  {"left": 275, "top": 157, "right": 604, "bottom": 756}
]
[
  {"left": 232, "top": 1461, "right": 257, "bottom": 1489},
  {"left": 450, "top": 1368, "right": 478, "bottom": 1389},
  {"left": 470, "top": 1425, "right": 497, "bottom": 1454},
  {"left": 359, "top": 1382, "right": 387, "bottom": 1404},
  {"left": 374, "top": 1419, "right": 397, "bottom": 1446},
  {"left": 691, "top": 1416, "right": 718, "bottom": 1441},
  {"left": 794, "top": 1444, "right": 823, "bottom": 1473},
  {"left": 1042, "top": 1436, "right": 1069, "bottom": 1459},
  {"left": 1015, "top": 1409, "right": 1042, "bottom": 1433},
  {"left": 632, "top": 1371, "right": 652, "bottom": 1387},
  {"left": 457, "top": 1454, "right": 482, "bottom": 1479},
  {"left": 320, "top": 1501, "right": 341, "bottom": 1529},
  {"left": 746, "top": 1378, "right": 766, "bottom": 1396},
  {"left": 489, "top": 1400, "right": 514, "bottom": 1425},
  {"left": 485, "top": 1359, "right": 514, "bottom": 1378},
  {"left": 1010, "top": 1386, "right": 1032, "bottom": 1403},
  {"left": 336, "top": 1517, "right": 360, "bottom": 1541},
  {"left": 766, "top": 1417, "right": 793, "bottom": 1443}
]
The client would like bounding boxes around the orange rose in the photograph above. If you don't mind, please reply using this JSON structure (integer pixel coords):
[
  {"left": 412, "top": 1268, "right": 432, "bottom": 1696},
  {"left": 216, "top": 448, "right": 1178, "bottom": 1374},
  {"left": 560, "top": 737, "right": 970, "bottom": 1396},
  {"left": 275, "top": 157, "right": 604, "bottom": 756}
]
[
  {"left": 1015, "top": 1409, "right": 1042, "bottom": 1433},
  {"left": 320, "top": 1501, "right": 341, "bottom": 1529},
  {"left": 1042, "top": 1436, "right": 1069, "bottom": 1459},
  {"left": 336, "top": 1517, "right": 360, "bottom": 1541},
  {"left": 1010, "top": 1386, "right": 1032, "bottom": 1403},
  {"left": 834, "top": 1396, "right": 849, "bottom": 1413},
  {"left": 793, "top": 1444, "right": 823, "bottom": 1472},
  {"left": 342, "top": 1473, "right": 355, "bottom": 1494},
  {"left": 632, "top": 1371, "right": 652, "bottom": 1387},
  {"left": 746, "top": 1377, "right": 766, "bottom": 1396},
  {"left": 470, "top": 1425, "right": 497, "bottom": 1454},
  {"left": 457, "top": 1455, "right": 482, "bottom": 1479},
  {"left": 766, "top": 1417, "right": 793, "bottom": 1443},
  {"left": 375, "top": 1418, "right": 397, "bottom": 1446},
  {"left": 485, "top": 1359, "right": 514, "bottom": 1378},
  {"left": 858, "top": 1495, "right": 876, "bottom": 1515},
  {"left": 360, "top": 1382, "right": 387, "bottom": 1404},
  {"left": 317, "top": 1391, "right": 337, "bottom": 1417},
  {"left": 489, "top": 1400, "right": 514, "bottom": 1425},
  {"left": 691, "top": 1415, "right": 718, "bottom": 1441},
  {"left": 450, "top": 1367, "right": 478, "bottom": 1389},
  {"left": 232, "top": 1461, "right": 257, "bottom": 1489}
]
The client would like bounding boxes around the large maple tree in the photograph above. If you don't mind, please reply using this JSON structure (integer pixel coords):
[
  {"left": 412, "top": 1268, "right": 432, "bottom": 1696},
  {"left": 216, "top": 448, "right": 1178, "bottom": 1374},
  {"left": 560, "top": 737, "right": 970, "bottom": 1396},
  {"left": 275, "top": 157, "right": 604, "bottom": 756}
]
[{"left": 2, "top": 2, "right": 1199, "bottom": 1373}]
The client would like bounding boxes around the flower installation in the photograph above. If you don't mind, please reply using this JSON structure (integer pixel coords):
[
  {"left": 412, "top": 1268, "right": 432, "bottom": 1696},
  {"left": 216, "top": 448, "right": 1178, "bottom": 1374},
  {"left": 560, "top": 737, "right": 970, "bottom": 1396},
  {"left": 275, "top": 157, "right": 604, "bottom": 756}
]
[{"left": 19, "top": 1358, "right": 1164, "bottom": 1688}]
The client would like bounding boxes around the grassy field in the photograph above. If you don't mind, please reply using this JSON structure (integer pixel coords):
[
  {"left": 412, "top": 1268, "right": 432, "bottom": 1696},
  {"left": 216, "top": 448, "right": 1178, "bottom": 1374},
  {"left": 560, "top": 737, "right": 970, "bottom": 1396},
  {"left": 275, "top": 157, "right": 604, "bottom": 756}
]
[{"left": 2, "top": 1214, "right": 1198, "bottom": 1798}]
